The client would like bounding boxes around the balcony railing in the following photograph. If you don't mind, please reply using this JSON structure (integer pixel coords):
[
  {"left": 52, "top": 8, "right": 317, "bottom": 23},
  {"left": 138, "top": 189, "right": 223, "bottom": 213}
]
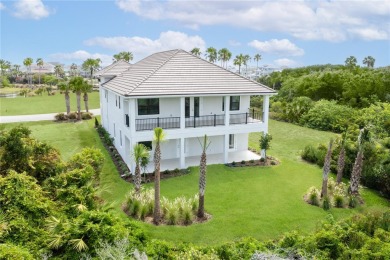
[{"left": 134, "top": 110, "right": 262, "bottom": 131}]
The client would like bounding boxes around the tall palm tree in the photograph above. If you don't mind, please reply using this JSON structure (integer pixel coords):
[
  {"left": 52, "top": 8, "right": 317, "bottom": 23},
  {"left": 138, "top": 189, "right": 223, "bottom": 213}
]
[
  {"left": 113, "top": 51, "right": 133, "bottom": 62},
  {"left": 190, "top": 47, "right": 201, "bottom": 57},
  {"left": 23, "top": 57, "right": 33, "bottom": 87},
  {"left": 36, "top": 58, "right": 44, "bottom": 85},
  {"left": 58, "top": 81, "right": 71, "bottom": 115},
  {"left": 81, "top": 81, "right": 93, "bottom": 113},
  {"left": 198, "top": 135, "right": 210, "bottom": 218},
  {"left": 349, "top": 128, "right": 369, "bottom": 195},
  {"left": 243, "top": 54, "right": 251, "bottom": 75},
  {"left": 54, "top": 64, "right": 64, "bottom": 78},
  {"left": 133, "top": 144, "right": 150, "bottom": 194},
  {"left": 0, "top": 59, "right": 11, "bottom": 76},
  {"left": 218, "top": 48, "right": 232, "bottom": 68},
  {"left": 69, "top": 76, "right": 86, "bottom": 120},
  {"left": 205, "top": 47, "right": 217, "bottom": 63},
  {"left": 233, "top": 54, "right": 245, "bottom": 74},
  {"left": 153, "top": 127, "right": 165, "bottom": 225},
  {"left": 345, "top": 56, "right": 357, "bottom": 68},
  {"left": 254, "top": 54, "right": 262, "bottom": 69},
  {"left": 82, "top": 58, "right": 101, "bottom": 85},
  {"left": 363, "top": 56, "right": 375, "bottom": 68},
  {"left": 70, "top": 63, "right": 78, "bottom": 77},
  {"left": 321, "top": 139, "right": 333, "bottom": 198},
  {"left": 336, "top": 132, "right": 347, "bottom": 184}
]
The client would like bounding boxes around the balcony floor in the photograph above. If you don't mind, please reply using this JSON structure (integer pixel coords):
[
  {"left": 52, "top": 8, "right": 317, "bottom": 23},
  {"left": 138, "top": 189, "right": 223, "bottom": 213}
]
[{"left": 145, "top": 150, "right": 260, "bottom": 172}]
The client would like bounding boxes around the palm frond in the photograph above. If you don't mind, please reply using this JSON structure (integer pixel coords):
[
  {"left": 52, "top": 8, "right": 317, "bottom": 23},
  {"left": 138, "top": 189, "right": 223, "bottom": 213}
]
[{"left": 69, "top": 238, "right": 89, "bottom": 252}]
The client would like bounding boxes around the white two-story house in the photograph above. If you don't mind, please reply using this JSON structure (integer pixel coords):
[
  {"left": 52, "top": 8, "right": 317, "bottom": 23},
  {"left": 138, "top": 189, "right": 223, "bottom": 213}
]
[{"left": 98, "top": 49, "right": 276, "bottom": 172}]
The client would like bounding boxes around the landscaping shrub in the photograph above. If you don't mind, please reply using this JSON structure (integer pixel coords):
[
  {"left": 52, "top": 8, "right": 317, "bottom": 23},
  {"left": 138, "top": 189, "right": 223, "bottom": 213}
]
[
  {"left": 322, "top": 196, "right": 331, "bottom": 210},
  {"left": 54, "top": 112, "right": 67, "bottom": 121},
  {"left": 301, "top": 143, "right": 327, "bottom": 166},
  {"left": 0, "top": 243, "right": 34, "bottom": 260},
  {"left": 307, "top": 187, "right": 320, "bottom": 206},
  {"left": 81, "top": 112, "right": 92, "bottom": 120},
  {"left": 67, "top": 112, "right": 77, "bottom": 120}
]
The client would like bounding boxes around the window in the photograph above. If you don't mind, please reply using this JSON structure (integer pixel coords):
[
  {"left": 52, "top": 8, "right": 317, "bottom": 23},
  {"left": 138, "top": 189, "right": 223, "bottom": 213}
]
[
  {"left": 139, "top": 141, "right": 152, "bottom": 150},
  {"left": 222, "top": 97, "right": 225, "bottom": 111},
  {"left": 229, "top": 134, "right": 235, "bottom": 149},
  {"left": 230, "top": 96, "right": 240, "bottom": 111},
  {"left": 118, "top": 96, "right": 121, "bottom": 109},
  {"left": 113, "top": 123, "right": 116, "bottom": 137},
  {"left": 115, "top": 95, "right": 118, "bottom": 107},
  {"left": 194, "top": 97, "right": 200, "bottom": 117},
  {"left": 185, "top": 97, "right": 190, "bottom": 118},
  {"left": 138, "top": 98, "right": 159, "bottom": 115}
]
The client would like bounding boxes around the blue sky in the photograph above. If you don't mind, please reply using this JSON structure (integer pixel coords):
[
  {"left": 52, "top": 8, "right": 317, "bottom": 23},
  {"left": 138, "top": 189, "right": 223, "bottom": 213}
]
[{"left": 1, "top": 0, "right": 389, "bottom": 68}]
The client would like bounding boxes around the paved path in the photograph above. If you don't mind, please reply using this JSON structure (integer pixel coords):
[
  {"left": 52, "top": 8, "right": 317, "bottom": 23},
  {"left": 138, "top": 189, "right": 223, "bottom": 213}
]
[{"left": 0, "top": 109, "right": 101, "bottom": 123}]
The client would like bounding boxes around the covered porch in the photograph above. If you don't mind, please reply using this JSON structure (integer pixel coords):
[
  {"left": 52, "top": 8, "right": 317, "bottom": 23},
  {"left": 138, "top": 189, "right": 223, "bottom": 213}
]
[{"left": 144, "top": 150, "right": 260, "bottom": 172}]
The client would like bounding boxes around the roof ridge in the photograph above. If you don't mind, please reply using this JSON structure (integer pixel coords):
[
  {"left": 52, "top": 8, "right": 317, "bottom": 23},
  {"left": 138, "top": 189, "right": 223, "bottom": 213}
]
[
  {"left": 182, "top": 49, "right": 275, "bottom": 92},
  {"left": 125, "top": 49, "right": 180, "bottom": 95}
]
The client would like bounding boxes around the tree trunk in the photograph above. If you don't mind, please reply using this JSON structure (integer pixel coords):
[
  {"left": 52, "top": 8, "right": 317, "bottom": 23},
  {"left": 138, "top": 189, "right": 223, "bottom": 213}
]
[
  {"left": 336, "top": 146, "right": 345, "bottom": 184},
  {"left": 65, "top": 92, "right": 70, "bottom": 115},
  {"left": 153, "top": 144, "right": 161, "bottom": 225},
  {"left": 76, "top": 93, "right": 81, "bottom": 120},
  {"left": 83, "top": 93, "right": 89, "bottom": 112},
  {"left": 198, "top": 194, "right": 204, "bottom": 218},
  {"left": 321, "top": 140, "right": 333, "bottom": 198},
  {"left": 261, "top": 149, "right": 266, "bottom": 159},
  {"left": 350, "top": 150, "right": 363, "bottom": 195},
  {"left": 198, "top": 151, "right": 206, "bottom": 218},
  {"left": 134, "top": 163, "right": 141, "bottom": 194}
]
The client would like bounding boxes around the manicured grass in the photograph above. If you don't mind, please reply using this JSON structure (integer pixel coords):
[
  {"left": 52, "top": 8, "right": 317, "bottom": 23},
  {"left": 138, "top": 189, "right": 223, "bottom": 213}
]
[
  {"left": 0, "top": 91, "right": 100, "bottom": 116},
  {"left": 0, "top": 87, "right": 20, "bottom": 94},
  {"left": 2, "top": 119, "right": 388, "bottom": 246}
]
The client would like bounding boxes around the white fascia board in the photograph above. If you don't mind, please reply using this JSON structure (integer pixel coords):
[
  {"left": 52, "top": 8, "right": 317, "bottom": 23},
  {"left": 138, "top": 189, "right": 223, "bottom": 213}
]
[{"left": 122, "top": 92, "right": 276, "bottom": 100}]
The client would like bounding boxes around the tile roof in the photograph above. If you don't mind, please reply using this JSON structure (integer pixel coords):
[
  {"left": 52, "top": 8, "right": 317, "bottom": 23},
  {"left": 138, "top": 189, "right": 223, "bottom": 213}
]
[
  {"left": 102, "top": 49, "right": 276, "bottom": 97},
  {"left": 95, "top": 60, "right": 131, "bottom": 77}
]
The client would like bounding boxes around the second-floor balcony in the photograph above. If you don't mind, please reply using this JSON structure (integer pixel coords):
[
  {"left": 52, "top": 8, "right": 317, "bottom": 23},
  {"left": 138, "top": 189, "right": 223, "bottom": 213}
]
[{"left": 126, "top": 110, "right": 262, "bottom": 131}]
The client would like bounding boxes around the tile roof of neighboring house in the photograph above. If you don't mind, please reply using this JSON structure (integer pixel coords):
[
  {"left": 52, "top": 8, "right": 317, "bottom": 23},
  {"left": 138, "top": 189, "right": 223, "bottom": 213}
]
[
  {"left": 102, "top": 49, "right": 276, "bottom": 97},
  {"left": 95, "top": 60, "right": 132, "bottom": 77}
]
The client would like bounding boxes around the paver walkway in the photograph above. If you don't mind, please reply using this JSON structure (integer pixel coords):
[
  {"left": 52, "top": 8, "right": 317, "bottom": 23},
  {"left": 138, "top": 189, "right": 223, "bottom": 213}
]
[{"left": 0, "top": 109, "right": 101, "bottom": 123}]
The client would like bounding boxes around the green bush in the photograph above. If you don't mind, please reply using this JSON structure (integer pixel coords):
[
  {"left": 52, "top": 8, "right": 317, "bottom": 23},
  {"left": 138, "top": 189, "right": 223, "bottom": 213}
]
[
  {"left": 81, "top": 112, "right": 92, "bottom": 120},
  {"left": 55, "top": 112, "right": 67, "bottom": 121},
  {"left": 322, "top": 196, "right": 332, "bottom": 210},
  {"left": 67, "top": 112, "right": 77, "bottom": 119},
  {"left": 307, "top": 187, "right": 320, "bottom": 206},
  {"left": 0, "top": 243, "right": 34, "bottom": 260}
]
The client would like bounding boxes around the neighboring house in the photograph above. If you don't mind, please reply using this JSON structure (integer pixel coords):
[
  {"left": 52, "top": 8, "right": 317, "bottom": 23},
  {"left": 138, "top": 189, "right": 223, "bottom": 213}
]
[{"left": 98, "top": 49, "right": 276, "bottom": 172}]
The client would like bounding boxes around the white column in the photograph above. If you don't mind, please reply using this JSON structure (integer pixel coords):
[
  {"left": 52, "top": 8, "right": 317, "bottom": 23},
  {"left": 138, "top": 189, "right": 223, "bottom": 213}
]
[
  {"left": 180, "top": 97, "right": 185, "bottom": 129},
  {"left": 180, "top": 137, "right": 185, "bottom": 169},
  {"left": 262, "top": 95, "right": 270, "bottom": 133},
  {"left": 128, "top": 138, "right": 135, "bottom": 174},
  {"left": 224, "top": 134, "right": 229, "bottom": 163},
  {"left": 224, "top": 95, "right": 230, "bottom": 126},
  {"left": 129, "top": 98, "right": 136, "bottom": 136}
]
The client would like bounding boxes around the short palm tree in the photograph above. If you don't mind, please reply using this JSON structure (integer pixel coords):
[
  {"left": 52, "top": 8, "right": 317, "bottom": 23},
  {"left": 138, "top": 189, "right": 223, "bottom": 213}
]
[
  {"left": 190, "top": 47, "right": 201, "bottom": 57},
  {"left": 113, "top": 51, "right": 133, "bottom": 62},
  {"left": 81, "top": 81, "right": 93, "bottom": 113},
  {"left": 254, "top": 54, "right": 262, "bottom": 69},
  {"left": 205, "top": 47, "right": 217, "bottom": 63},
  {"left": 82, "top": 58, "right": 101, "bottom": 85},
  {"left": 153, "top": 127, "right": 165, "bottom": 225},
  {"left": 69, "top": 76, "right": 86, "bottom": 120},
  {"left": 23, "top": 57, "right": 33, "bottom": 87},
  {"left": 198, "top": 135, "right": 210, "bottom": 218},
  {"left": 36, "top": 58, "right": 44, "bottom": 84},
  {"left": 58, "top": 81, "right": 71, "bottom": 115},
  {"left": 321, "top": 139, "right": 333, "bottom": 198},
  {"left": 349, "top": 128, "right": 369, "bottom": 195},
  {"left": 133, "top": 144, "right": 150, "bottom": 194}
]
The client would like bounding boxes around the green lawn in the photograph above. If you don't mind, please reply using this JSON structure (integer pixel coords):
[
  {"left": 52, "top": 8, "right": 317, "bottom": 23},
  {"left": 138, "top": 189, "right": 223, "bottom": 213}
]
[
  {"left": 0, "top": 91, "right": 100, "bottom": 116},
  {"left": 2, "top": 119, "right": 389, "bottom": 246},
  {"left": 0, "top": 87, "right": 20, "bottom": 94}
]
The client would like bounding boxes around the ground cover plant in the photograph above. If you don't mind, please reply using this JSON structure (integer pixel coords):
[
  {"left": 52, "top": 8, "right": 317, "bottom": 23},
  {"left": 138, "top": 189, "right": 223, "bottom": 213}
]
[{"left": 0, "top": 91, "right": 100, "bottom": 116}]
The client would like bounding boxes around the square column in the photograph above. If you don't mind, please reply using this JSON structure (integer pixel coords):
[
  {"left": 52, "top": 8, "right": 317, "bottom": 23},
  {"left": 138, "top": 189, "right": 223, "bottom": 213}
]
[
  {"left": 262, "top": 95, "right": 270, "bottom": 133},
  {"left": 224, "top": 96, "right": 230, "bottom": 126},
  {"left": 180, "top": 137, "right": 185, "bottom": 169},
  {"left": 129, "top": 98, "right": 136, "bottom": 135},
  {"left": 180, "top": 97, "right": 185, "bottom": 129},
  {"left": 224, "top": 134, "right": 229, "bottom": 163}
]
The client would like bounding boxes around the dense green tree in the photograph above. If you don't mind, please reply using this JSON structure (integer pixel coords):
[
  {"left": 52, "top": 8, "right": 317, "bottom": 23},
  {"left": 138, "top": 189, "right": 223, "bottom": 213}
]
[{"left": 113, "top": 51, "right": 133, "bottom": 62}]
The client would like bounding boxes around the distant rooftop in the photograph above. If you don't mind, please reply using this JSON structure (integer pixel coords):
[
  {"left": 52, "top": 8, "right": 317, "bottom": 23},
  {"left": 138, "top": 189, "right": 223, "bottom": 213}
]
[{"left": 95, "top": 60, "right": 132, "bottom": 77}]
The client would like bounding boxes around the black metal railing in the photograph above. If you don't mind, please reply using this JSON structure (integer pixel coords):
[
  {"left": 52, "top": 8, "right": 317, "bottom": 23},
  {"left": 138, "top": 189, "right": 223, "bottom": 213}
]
[
  {"left": 136, "top": 117, "right": 180, "bottom": 131},
  {"left": 229, "top": 110, "right": 262, "bottom": 125},
  {"left": 185, "top": 114, "right": 225, "bottom": 128}
]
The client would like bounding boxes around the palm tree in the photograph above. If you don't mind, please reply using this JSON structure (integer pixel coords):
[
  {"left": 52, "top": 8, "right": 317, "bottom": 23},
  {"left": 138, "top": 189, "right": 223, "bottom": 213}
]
[
  {"left": 36, "top": 58, "right": 44, "bottom": 84},
  {"left": 198, "top": 135, "right": 210, "bottom": 218},
  {"left": 153, "top": 127, "right": 165, "bottom": 225},
  {"left": 23, "top": 57, "right": 33, "bottom": 87},
  {"left": 82, "top": 58, "right": 101, "bottom": 85},
  {"left": 70, "top": 63, "right": 78, "bottom": 77},
  {"left": 54, "top": 64, "right": 64, "bottom": 78},
  {"left": 205, "top": 47, "right": 217, "bottom": 63},
  {"left": 349, "top": 128, "right": 369, "bottom": 195},
  {"left": 0, "top": 59, "right": 11, "bottom": 76},
  {"left": 363, "top": 56, "right": 375, "bottom": 68},
  {"left": 113, "top": 51, "right": 133, "bottom": 62},
  {"left": 58, "top": 81, "right": 71, "bottom": 115},
  {"left": 81, "top": 81, "right": 93, "bottom": 113},
  {"left": 133, "top": 144, "right": 150, "bottom": 194},
  {"left": 69, "top": 76, "right": 86, "bottom": 120},
  {"left": 233, "top": 54, "right": 245, "bottom": 74},
  {"left": 336, "top": 132, "right": 347, "bottom": 184},
  {"left": 190, "top": 47, "right": 201, "bottom": 57},
  {"left": 345, "top": 56, "right": 357, "bottom": 68},
  {"left": 254, "top": 54, "right": 262, "bottom": 69},
  {"left": 243, "top": 54, "right": 251, "bottom": 75},
  {"left": 218, "top": 48, "right": 232, "bottom": 68},
  {"left": 321, "top": 139, "right": 333, "bottom": 198}
]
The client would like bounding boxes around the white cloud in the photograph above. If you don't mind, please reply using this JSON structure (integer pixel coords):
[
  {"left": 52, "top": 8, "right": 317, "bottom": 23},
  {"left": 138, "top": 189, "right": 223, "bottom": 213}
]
[
  {"left": 84, "top": 31, "right": 206, "bottom": 57},
  {"left": 50, "top": 50, "right": 113, "bottom": 66},
  {"left": 115, "top": 0, "right": 390, "bottom": 42},
  {"left": 249, "top": 39, "right": 304, "bottom": 56},
  {"left": 348, "top": 28, "right": 389, "bottom": 41},
  {"left": 0, "top": 3, "right": 5, "bottom": 10},
  {"left": 13, "top": 0, "right": 50, "bottom": 20},
  {"left": 273, "top": 58, "right": 299, "bottom": 68},
  {"left": 228, "top": 40, "right": 241, "bottom": 47}
]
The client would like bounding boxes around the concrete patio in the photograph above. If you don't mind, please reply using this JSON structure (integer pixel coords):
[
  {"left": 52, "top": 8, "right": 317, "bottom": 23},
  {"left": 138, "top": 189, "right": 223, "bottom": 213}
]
[{"left": 145, "top": 150, "right": 260, "bottom": 172}]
